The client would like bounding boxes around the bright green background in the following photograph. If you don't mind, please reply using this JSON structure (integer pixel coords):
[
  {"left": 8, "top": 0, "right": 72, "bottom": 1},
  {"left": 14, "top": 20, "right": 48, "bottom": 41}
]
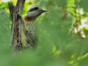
[{"left": 0, "top": 0, "right": 88, "bottom": 66}]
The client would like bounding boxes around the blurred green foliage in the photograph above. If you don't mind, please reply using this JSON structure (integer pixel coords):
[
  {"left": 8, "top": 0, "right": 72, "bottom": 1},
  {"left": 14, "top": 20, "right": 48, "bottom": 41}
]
[{"left": 0, "top": 0, "right": 88, "bottom": 66}]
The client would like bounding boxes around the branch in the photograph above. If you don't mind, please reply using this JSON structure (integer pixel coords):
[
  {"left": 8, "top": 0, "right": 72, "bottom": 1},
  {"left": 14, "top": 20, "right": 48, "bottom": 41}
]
[
  {"left": 8, "top": 3, "right": 14, "bottom": 20},
  {"left": 16, "top": 0, "right": 25, "bottom": 15},
  {"left": 8, "top": 0, "right": 25, "bottom": 52}
]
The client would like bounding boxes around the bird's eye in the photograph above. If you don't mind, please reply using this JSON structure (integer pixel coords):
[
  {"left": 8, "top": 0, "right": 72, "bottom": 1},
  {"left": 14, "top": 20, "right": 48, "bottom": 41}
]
[{"left": 29, "top": 7, "right": 39, "bottom": 12}]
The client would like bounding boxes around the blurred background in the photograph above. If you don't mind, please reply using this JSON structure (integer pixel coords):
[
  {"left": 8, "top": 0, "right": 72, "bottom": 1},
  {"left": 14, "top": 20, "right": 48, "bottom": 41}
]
[{"left": 0, "top": 0, "right": 88, "bottom": 66}]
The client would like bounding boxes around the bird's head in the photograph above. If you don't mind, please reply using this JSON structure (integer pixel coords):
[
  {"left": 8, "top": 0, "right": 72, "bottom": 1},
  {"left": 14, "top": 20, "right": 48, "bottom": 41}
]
[{"left": 24, "top": 5, "right": 47, "bottom": 22}]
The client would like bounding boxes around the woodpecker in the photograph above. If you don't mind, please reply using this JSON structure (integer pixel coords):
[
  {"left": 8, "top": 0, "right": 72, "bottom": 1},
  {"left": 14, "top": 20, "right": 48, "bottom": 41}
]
[{"left": 21, "top": 5, "right": 47, "bottom": 48}]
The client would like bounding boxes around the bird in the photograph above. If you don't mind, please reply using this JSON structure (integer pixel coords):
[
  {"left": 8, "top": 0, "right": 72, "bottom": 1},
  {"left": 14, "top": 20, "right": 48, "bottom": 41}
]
[{"left": 21, "top": 5, "right": 47, "bottom": 48}]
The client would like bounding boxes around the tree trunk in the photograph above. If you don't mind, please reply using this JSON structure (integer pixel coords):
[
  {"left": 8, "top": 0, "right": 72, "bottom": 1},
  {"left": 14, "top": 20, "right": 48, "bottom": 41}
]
[{"left": 8, "top": 0, "right": 25, "bottom": 52}]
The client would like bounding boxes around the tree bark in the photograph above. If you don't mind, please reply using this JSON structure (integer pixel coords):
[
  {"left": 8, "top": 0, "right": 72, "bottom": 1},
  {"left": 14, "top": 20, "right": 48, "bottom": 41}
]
[{"left": 8, "top": 0, "right": 25, "bottom": 52}]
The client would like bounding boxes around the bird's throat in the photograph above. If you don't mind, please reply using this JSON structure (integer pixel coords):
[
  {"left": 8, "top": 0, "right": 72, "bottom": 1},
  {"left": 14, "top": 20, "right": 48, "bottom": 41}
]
[{"left": 24, "top": 16, "right": 33, "bottom": 22}]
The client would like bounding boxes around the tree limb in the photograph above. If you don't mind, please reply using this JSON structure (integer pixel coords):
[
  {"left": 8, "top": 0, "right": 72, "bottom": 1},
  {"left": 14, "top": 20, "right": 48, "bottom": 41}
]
[{"left": 8, "top": 0, "right": 25, "bottom": 52}]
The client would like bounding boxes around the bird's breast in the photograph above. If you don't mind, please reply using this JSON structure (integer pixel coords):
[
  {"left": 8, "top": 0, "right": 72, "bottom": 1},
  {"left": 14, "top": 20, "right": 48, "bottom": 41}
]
[{"left": 25, "top": 21, "right": 36, "bottom": 35}]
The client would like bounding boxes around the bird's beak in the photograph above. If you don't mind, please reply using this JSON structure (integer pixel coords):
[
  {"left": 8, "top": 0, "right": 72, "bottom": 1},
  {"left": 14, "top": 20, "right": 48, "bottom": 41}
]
[
  {"left": 42, "top": 10, "right": 47, "bottom": 12},
  {"left": 35, "top": 9, "right": 47, "bottom": 18},
  {"left": 40, "top": 9, "right": 47, "bottom": 13}
]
